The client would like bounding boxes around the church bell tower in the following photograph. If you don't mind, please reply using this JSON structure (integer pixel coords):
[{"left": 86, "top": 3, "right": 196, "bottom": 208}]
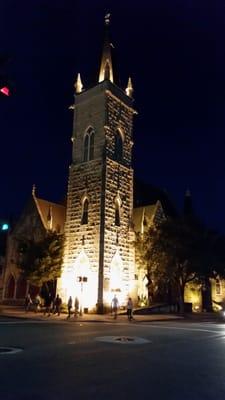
[{"left": 58, "top": 15, "right": 137, "bottom": 313}]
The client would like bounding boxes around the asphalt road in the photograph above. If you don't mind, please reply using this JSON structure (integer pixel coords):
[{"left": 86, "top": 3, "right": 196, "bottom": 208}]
[{"left": 1, "top": 318, "right": 225, "bottom": 400}]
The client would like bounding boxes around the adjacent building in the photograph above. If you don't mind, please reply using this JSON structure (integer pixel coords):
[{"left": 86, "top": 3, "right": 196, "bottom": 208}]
[{"left": 1, "top": 188, "right": 65, "bottom": 303}]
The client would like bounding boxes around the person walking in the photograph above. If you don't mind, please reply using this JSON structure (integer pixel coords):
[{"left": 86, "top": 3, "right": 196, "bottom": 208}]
[
  {"left": 54, "top": 294, "right": 62, "bottom": 316},
  {"left": 67, "top": 296, "right": 73, "bottom": 318},
  {"left": 34, "top": 294, "right": 41, "bottom": 313},
  {"left": 111, "top": 295, "right": 119, "bottom": 319},
  {"left": 127, "top": 297, "right": 133, "bottom": 321},
  {"left": 44, "top": 293, "right": 52, "bottom": 317},
  {"left": 24, "top": 293, "right": 32, "bottom": 312},
  {"left": 74, "top": 297, "right": 79, "bottom": 317}
]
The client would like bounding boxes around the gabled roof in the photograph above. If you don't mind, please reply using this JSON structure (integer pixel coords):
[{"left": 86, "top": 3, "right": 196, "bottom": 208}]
[
  {"left": 34, "top": 197, "right": 66, "bottom": 234},
  {"left": 133, "top": 204, "right": 157, "bottom": 233},
  {"left": 133, "top": 201, "right": 164, "bottom": 233}
]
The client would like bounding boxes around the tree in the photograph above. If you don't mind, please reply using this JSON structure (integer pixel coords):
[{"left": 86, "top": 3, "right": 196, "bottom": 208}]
[
  {"left": 136, "top": 216, "right": 225, "bottom": 313},
  {"left": 18, "top": 232, "right": 64, "bottom": 295}
]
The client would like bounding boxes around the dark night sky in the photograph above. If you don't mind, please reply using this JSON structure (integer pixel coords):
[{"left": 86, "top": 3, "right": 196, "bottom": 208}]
[{"left": 1, "top": 0, "right": 225, "bottom": 232}]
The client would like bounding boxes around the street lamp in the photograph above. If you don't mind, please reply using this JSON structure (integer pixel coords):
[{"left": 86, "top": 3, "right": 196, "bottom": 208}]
[{"left": 77, "top": 276, "right": 88, "bottom": 316}]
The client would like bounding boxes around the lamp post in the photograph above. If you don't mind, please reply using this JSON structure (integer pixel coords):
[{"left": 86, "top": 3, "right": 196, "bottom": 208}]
[{"left": 77, "top": 276, "right": 88, "bottom": 316}]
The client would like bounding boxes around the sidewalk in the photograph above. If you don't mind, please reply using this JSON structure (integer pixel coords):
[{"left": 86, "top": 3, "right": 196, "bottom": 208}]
[{"left": 0, "top": 305, "right": 183, "bottom": 323}]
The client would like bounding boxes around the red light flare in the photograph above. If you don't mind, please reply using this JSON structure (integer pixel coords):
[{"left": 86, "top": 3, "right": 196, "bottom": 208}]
[{"left": 0, "top": 86, "right": 10, "bottom": 96}]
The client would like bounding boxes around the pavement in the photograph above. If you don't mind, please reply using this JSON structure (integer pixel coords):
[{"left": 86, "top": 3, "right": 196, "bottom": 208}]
[
  {"left": 1, "top": 305, "right": 221, "bottom": 324},
  {"left": 0, "top": 305, "right": 183, "bottom": 323},
  {"left": 1, "top": 312, "right": 224, "bottom": 400}
]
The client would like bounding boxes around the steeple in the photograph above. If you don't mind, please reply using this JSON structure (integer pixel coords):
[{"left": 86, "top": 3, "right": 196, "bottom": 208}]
[{"left": 98, "top": 13, "right": 114, "bottom": 83}]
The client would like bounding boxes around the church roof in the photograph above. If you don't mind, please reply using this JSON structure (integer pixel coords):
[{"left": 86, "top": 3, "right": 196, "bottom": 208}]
[
  {"left": 133, "top": 203, "right": 159, "bottom": 233},
  {"left": 34, "top": 197, "right": 66, "bottom": 234}
]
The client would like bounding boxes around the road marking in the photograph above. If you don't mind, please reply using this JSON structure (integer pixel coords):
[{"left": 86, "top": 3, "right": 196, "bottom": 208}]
[
  {"left": 0, "top": 347, "right": 23, "bottom": 355},
  {"left": 139, "top": 323, "right": 225, "bottom": 334}
]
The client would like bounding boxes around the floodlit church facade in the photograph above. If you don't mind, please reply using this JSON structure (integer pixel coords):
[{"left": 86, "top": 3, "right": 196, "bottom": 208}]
[
  {"left": 57, "top": 15, "right": 137, "bottom": 312},
  {"left": 1, "top": 16, "right": 164, "bottom": 310},
  {"left": 2, "top": 16, "right": 225, "bottom": 313}
]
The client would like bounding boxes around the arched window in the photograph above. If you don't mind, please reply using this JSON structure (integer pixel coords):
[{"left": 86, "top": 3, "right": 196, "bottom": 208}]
[
  {"left": 115, "top": 130, "right": 123, "bottom": 161},
  {"left": 83, "top": 128, "right": 95, "bottom": 162},
  {"left": 115, "top": 198, "right": 120, "bottom": 227},
  {"left": 81, "top": 198, "right": 89, "bottom": 225},
  {"left": 89, "top": 131, "right": 94, "bottom": 160}
]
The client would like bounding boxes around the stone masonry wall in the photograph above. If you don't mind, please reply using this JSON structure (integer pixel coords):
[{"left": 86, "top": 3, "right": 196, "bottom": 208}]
[
  {"left": 103, "top": 158, "right": 136, "bottom": 296},
  {"left": 61, "top": 81, "right": 136, "bottom": 307},
  {"left": 63, "top": 159, "right": 103, "bottom": 276},
  {"left": 105, "top": 91, "right": 134, "bottom": 167}
]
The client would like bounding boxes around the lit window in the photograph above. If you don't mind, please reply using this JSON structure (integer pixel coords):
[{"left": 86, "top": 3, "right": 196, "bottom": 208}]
[
  {"left": 81, "top": 198, "right": 89, "bottom": 225},
  {"left": 83, "top": 128, "right": 94, "bottom": 162},
  {"left": 115, "top": 130, "right": 123, "bottom": 161}
]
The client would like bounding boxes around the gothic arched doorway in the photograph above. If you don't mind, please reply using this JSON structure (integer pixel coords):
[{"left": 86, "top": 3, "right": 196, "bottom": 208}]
[
  {"left": 5, "top": 274, "right": 15, "bottom": 299},
  {"left": 110, "top": 249, "right": 123, "bottom": 292},
  {"left": 74, "top": 249, "right": 92, "bottom": 311},
  {"left": 109, "top": 249, "right": 125, "bottom": 305}
]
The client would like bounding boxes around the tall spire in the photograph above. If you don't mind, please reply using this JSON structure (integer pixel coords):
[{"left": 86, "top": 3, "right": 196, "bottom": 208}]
[{"left": 98, "top": 13, "right": 114, "bottom": 83}]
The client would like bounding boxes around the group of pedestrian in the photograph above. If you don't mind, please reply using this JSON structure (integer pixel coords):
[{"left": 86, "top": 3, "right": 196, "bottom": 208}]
[
  {"left": 25, "top": 293, "right": 43, "bottom": 312},
  {"left": 67, "top": 296, "right": 80, "bottom": 318},
  {"left": 24, "top": 292, "right": 134, "bottom": 320},
  {"left": 24, "top": 292, "right": 63, "bottom": 316},
  {"left": 111, "top": 295, "right": 134, "bottom": 321},
  {"left": 43, "top": 293, "right": 63, "bottom": 316}
]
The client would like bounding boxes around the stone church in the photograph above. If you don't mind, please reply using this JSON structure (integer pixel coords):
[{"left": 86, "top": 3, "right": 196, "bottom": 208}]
[
  {"left": 1, "top": 16, "right": 224, "bottom": 313},
  {"left": 1, "top": 15, "right": 165, "bottom": 311},
  {"left": 57, "top": 14, "right": 151, "bottom": 312}
]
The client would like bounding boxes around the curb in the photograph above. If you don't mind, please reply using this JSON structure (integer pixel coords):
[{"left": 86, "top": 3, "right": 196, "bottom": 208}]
[{"left": 0, "top": 312, "right": 183, "bottom": 324}]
